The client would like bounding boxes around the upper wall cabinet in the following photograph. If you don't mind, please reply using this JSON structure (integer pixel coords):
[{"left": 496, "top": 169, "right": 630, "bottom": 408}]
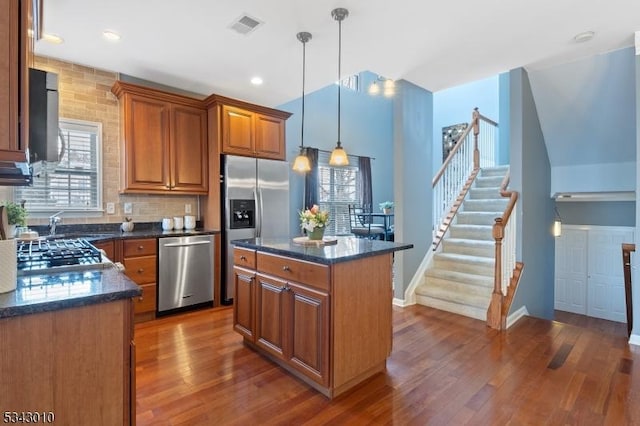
[
  {"left": 0, "top": 0, "right": 33, "bottom": 162},
  {"left": 112, "top": 81, "right": 208, "bottom": 194},
  {"left": 207, "top": 95, "right": 291, "bottom": 161}
]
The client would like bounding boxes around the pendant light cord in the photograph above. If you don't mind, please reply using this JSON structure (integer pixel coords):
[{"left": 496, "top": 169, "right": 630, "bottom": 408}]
[
  {"left": 301, "top": 38, "right": 306, "bottom": 151},
  {"left": 337, "top": 18, "right": 342, "bottom": 148}
]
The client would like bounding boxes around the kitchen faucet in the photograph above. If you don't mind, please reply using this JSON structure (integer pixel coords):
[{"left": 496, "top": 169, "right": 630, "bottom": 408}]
[{"left": 49, "top": 211, "right": 63, "bottom": 236}]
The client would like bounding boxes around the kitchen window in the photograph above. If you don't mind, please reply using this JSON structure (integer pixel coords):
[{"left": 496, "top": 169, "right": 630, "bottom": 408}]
[
  {"left": 317, "top": 152, "right": 360, "bottom": 235},
  {"left": 17, "top": 118, "right": 102, "bottom": 212}
]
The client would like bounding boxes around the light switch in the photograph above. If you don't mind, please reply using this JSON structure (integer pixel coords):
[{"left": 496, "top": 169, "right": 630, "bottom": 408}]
[
  {"left": 124, "top": 202, "right": 133, "bottom": 214},
  {"left": 106, "top": 202, "right": 115, "bottom": 214},
  {"left": 185, "top": 204, "right": 192, "bottom": 214}
]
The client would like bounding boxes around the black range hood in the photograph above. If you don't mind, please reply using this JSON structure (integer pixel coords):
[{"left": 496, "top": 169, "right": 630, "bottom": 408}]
[{"left": 0, "top": 68, "right": 60, "bottom": 187}]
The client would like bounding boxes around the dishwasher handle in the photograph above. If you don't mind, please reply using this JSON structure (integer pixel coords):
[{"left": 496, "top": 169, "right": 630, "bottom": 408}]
[{"left": 162, "top": 240, "right": 212, "bottom": 248}]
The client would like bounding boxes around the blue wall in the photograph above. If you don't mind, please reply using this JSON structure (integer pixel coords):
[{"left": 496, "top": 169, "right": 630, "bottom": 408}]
[
  {"left": 509, "top": 67, "right": 555, "bottom": 320},
  {"left": 557, "top": 201, "right": 635, "bottom": 227},
  {"left": 432, "top": 76, "right": 500, "bottom": 173},
  {"left": 393, "top": 80, "right": 433, "bottom": 299},
  {"left": 278, "top": 71, "right": 394, "bottom": 237}
]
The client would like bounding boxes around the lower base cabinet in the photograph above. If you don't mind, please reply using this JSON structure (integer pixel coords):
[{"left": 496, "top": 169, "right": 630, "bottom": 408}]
[
  {"left": 0, "top": 299, "right": 135, "bottom": 424},
  {"left": 233, "top": 248, "right": 393, "bottom": 398}
]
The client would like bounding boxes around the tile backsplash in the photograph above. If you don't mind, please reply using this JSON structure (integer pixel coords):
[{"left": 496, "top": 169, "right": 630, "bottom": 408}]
[{"left": 1, "top": 56, "right": 200, "bottom": 227}]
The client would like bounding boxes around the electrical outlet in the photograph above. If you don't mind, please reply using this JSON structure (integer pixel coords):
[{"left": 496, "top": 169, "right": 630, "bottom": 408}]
[
  {"left": 123, "top": 202, "right": 133, "bottom": 214},
  {"left": 106, "top": 202, "right": 115, "bottom": 214},
  {"left": 185, "top": 204, "right": 192, "bottom": 214}
]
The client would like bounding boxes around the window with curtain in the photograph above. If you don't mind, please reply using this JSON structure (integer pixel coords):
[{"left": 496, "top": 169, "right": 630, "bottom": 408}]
[
  {"left": 17, "top": 118, "right": 102, "bottom": 212},
  {"left": 317, "top": 151, "right": 360, "bottom": 235}
]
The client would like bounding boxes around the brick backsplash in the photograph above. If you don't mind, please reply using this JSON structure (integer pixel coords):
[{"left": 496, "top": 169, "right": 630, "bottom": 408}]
[{"left": 0, "top": 56, "right": 200, "bottom": 227}]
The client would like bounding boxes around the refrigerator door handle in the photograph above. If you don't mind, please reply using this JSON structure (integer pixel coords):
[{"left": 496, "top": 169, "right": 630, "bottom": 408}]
[{"left": 254, "top": 188, "right": 262, "bottom": 237}]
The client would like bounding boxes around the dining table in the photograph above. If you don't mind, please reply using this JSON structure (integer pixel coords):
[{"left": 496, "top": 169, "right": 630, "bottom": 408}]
[{"left": 358, "top": 212, "right": 394, "bottom": 241}]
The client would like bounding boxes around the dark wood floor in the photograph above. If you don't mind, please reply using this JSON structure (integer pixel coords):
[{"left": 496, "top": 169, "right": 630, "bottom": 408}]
[{"left": 135, "top": 305, "right": 640, "bottom": 425}]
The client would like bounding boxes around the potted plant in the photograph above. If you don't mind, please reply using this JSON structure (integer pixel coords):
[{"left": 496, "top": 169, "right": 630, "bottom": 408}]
[
  {"left": 2, "top": 200, "right": 27, "bottom": 237},
  {"left": 299, "top": 204, "right": 330, "bottom": 240},
  {"left": 379, "top": 201, "right": 394, "bottom": 215}
]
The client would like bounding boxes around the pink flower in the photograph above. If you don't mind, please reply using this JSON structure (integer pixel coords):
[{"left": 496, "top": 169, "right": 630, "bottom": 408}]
[{"left": 310, "top": 204, "right": 319, "bottom": 214}]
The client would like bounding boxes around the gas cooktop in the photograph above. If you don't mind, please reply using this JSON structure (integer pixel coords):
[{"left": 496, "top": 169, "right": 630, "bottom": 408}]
[{"left": 17, "top": 238, "right": 110, "bottom": 276}]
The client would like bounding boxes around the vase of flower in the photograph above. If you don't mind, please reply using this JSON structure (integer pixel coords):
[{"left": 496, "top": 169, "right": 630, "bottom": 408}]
[
  {"left": 308, "top": 227, "right": 325, "bottom": 240},
  {"left": 299, "top": 204, "right": 329, "bottom": 240}
]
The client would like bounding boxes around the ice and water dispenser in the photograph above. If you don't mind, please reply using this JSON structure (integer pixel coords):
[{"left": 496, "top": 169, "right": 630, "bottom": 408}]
[{"left": 229, "top": 199, "right": 255, "bottom": 229}]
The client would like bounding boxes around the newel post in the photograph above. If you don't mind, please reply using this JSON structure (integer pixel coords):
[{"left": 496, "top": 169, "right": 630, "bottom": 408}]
[
  {"left": 472, "top": 107, "right": 480, "bottom": 169},
  {"left": 487, "top": 217, "right": 504, "bottom": 329}
]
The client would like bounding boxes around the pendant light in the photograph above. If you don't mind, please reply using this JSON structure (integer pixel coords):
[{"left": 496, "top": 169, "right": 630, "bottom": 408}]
[
  {"left": 292, "top": 31, "right": 312, "bottom": 173},
  {"left": 329, "top": 8, "right": 349, "bottom": 166},
  {"left": 553, "top": 206, "right": 562, "bottom": 237}
]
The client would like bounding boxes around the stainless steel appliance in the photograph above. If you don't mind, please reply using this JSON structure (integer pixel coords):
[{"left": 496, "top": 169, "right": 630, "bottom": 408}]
[
  {"left": 222, "top": 155, "right": 290, "bottom": 303},
  {"left": 158, "top": 234, "right": 214, "bottom": 314},
  {"left": 17, "top": 238, "right": 111, "bottom": 276}
]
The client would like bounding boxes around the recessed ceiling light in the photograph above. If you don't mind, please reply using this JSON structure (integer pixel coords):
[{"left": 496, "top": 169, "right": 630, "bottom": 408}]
[
  {"left": 102, "top": 30, "right": 121, "bottom": 41},
  {"left": 573, "top": 31, "right": 595, "bottom": 43},
  {"left": 42, "top": 33, "right": 64, "bottom": 44},
  {"left": 251, "top": 76, "right": 263, "bottom": 86}
]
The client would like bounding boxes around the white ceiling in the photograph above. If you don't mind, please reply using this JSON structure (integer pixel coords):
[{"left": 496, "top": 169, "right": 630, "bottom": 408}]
[{"left": 36, "top": 0, "right": 640, "bottom": 107}]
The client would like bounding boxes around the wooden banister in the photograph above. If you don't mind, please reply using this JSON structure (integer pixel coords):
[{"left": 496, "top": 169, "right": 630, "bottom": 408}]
[{"left": 487, "top": 170, "right": 521, "bottom": 330}]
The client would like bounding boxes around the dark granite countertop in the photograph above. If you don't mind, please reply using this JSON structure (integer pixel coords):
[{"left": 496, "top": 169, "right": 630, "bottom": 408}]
[
  {"left": 0, "top": 265, "right": 141, "bottom": 319},
  {"left": 28, "top": 222, "right": 219, "bottom": 243},
  {"left": 231, "top": 236, "right": 413, "bottom": 265}
]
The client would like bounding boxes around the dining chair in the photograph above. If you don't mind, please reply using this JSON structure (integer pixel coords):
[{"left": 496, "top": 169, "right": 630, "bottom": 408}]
[{"left": 348, "top": 204, "right": 385, "bottom": 239}]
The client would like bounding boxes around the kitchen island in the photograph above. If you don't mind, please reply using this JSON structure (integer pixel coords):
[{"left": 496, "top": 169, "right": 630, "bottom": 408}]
[
  {"left": 0, "top": 266, "right": 140, "bottom": 425},
  {"left": 231, "top": 236, "right": 413, "bottom": 398}
]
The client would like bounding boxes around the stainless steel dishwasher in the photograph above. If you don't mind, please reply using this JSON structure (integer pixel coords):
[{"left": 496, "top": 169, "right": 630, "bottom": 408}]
[{"left": 158, "top": 234, "right": 214, "bottom": 315}]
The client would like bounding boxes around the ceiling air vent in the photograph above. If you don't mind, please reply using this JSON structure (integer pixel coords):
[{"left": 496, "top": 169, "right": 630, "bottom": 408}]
[{"left": 230, "top": 14, "right": 263, "bottom": 35}]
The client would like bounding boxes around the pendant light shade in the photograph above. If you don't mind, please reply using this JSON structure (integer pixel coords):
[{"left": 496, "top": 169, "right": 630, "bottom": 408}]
[
  {"left": 292, "top": 31, "right": 312, "bottom": 173},
  {"left": 329, "top": 8, "right": 349, "bottom": 166}
]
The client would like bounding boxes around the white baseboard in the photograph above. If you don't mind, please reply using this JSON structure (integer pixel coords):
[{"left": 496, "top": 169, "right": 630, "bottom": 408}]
[
  {"left": 392, "top": 297, "right": 414, "bottom": 307},
  {"left": 506, "top": 306, "right": 529, "bottom": 328},
  {"left": 629, "top": 334, "right": 640, "bottom": 346},
  {"left": 403, "top": 246, "right": 436, "bottom": 304}
]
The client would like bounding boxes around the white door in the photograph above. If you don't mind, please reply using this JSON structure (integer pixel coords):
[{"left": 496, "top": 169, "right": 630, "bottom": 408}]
[
  {"left": 587, "top": 229, "right": 633, "bottom": 322},
  {"left": 554, "top": 228, "right": 587, "bottom": 314}
]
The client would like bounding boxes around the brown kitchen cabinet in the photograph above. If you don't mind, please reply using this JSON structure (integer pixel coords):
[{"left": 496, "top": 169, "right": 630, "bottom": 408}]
[
  {"left": 111, "top": 81, "right": 208, "bottom": 194},
  {"left": 0, "top": 299, "right": 135, "bottom": 424},
  {"left": 233, "top": 249, "right": 331, "bottom": 391},
  {"left": 121, "top": 237, "right": 157, "bottom": 321},
  {"left": 0, "top": 0, "right": 33, "bottom": 162},
  {"left": 207, "top": 95, "right": 291, "bottom": 160}
]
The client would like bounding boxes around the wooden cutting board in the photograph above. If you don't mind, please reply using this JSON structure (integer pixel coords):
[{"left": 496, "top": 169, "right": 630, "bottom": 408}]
[{"left": 0, "top": 206, "right": 7, "bottom": 240}]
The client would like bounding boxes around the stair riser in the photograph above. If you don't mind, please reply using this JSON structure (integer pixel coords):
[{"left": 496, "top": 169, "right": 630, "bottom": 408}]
[
  {"left": 463, "top": 200, "right": 508, "bottom": 212},
  {"left": 468, "top": 188, "right": 502, "bottom": 200},
  {"left": 449, "top": 226, "right": 493, "bottom": 240},
  {"left": 417, "top": 285, "right": 491, "bottom": 307},
  {"left": 456, "top": 212, "right": 501, "bottom": 225},
  {"left": 421, "top": 276, "right": 493, "bottom": 297},
  {"left": 442, "top": 241, "right": 494, "bottom": 257},
  {"left": 425, "top": 268, "right": 494, "bottom": 287},
  {"left": 433, "top": 258, "right": 495, "bottom": 276},
  {"left": 475, "top": 176, "right": 504, "bottom": 188},
  {"left": 480, "top": 167, "right": 509, "bottom": 178},
  {"left": 415, "top": 295, "right": 487, "bottom": 321}
]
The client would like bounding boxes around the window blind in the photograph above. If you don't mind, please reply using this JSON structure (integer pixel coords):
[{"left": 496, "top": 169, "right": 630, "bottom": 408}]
[
  {"left": 317, "top": 151, "right": 360, "bottom": 235},
  {"left": 17, "top": 119, "right": 102, "bottom": 212}
]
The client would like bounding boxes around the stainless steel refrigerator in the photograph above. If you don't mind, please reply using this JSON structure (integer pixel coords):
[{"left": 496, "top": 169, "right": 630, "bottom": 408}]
[{"left": 221, "top": 155, "right": 290, "bottom": 303}]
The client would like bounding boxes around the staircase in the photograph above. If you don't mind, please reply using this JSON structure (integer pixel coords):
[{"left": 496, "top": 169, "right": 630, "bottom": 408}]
[{"left": 416, "top": 165, "right": 509, "bottom": 320}]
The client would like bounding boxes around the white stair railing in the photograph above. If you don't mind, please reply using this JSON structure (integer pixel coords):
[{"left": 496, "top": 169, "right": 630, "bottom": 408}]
[
  {"left": 432, "top": 108, "right": 499, "bottom": 250},
  {"left": 500, "top": 202, "right": 517, "bottom": 295}
]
